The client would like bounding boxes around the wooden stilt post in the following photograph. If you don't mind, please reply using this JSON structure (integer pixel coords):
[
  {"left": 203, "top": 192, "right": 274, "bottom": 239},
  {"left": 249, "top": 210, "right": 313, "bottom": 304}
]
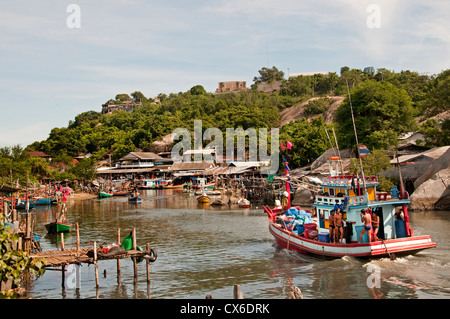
[
  {"left": 76, "top": 223, "right": 80, "bottom": 255},
  {"left": 61, "top": 265, "right": 65, "bottom": 289},
  {"left": 94, "top": 241, "right": 99, "bottom": 288},
  {"left": 146, "top": 243, "right": 151, "bottom": 283},
  {"left": 234, "top": 284, "right": 243, "bottom": 299},
  {"left": 132, "top": 228, "right": 137, "bottom": 284},
  {"left": 60, "top": 232, "right": 65, "bottom": 251},
  {"left": 132, "top": 227, "right": 137, "bottom": 250},
  {"left": 117, "top": 228, "right": 121, "bottom": 284}
]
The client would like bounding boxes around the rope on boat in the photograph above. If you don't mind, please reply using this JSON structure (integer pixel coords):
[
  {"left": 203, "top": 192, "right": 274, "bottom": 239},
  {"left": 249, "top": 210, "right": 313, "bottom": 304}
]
[
  {"left": 381, "top": 239, "right": 396, "bottom": 261},
  {"left": 287, "top": 232, "right": 291, "bottom": 251}
]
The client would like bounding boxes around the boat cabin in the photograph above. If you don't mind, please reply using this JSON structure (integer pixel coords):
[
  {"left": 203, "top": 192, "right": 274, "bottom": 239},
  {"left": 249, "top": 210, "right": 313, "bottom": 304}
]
[{"left": 313, "top": 158, "right": 410, "bottom": 243}]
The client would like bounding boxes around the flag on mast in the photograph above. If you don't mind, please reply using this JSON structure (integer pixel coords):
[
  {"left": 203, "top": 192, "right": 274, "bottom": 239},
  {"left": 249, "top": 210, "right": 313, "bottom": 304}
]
[{"left": 358, "top": 145, "right": 370, "bottom": 158}]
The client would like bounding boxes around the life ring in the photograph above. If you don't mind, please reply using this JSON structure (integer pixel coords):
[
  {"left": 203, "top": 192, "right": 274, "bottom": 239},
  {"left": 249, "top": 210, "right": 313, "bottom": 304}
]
[{"left": 144, "top": 248, "right": 158, "bottom": 262}]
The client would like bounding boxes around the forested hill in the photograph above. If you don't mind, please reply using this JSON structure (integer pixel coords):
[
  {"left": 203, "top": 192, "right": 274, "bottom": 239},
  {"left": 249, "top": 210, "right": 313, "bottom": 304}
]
[{"left": 18, "top": 66, "right": 450, "bottom": 173}]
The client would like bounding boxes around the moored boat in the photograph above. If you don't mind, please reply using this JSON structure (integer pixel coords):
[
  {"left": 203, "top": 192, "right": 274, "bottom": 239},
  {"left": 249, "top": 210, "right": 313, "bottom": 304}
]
[
  {"left": 197, "top": 193, "right": 210, "bottom": 204},
  {"left": 237, "top": 198, "right": 250, "bottom": 208},
  {"left": 138, "top": 178, "right": 159, "bottom": 189},
  {"left": 128, "top": 196, "right": 142, "bottom": 203},
  {"left": 112, "top": 190, "right": 130, "bottom": 196},
  {"left": 161, "top": 183, "right": 185, "bottom": 189},
  {"left": 34, "top": 196, "right": 56, "bottom": 205},
  {"left": 99, "top": 191, "right": 113, "bottom": 198},
  {"left": 194, "top": 190, "right": 222, "bottom": 195},
  {"left": 263, "top": 157, "right": 436, "bottom": 258},
  {"left": 45, "top": 221, "right": 72, "bottom": 234}
]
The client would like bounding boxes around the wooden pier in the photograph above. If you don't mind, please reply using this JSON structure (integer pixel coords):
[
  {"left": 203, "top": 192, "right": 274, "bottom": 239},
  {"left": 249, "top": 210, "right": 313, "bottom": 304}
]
[{"left": 29, "top": 225, "right": 157, "bottom": 291}]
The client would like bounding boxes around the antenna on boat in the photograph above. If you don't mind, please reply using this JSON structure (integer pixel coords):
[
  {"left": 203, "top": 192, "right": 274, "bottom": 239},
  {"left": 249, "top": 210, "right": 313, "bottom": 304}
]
[{"left": 346, "top": 81, "right": 367, "bottom": 191}]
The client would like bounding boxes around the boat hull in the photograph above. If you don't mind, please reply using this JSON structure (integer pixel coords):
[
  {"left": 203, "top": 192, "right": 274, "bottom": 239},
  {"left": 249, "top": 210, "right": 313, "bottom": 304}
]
[
  {"left": 128, "top": 196, "right": 142, "bottom": 203},
  {"left": 45, "top": 221, "right": 72, "bottom": 234},
  {"left": 197, "top": 195, "right": 210, "bottom": 203},
  {"left": 99, "top": 192, "right": 113, "bottom": 198},
  {"left": 113, "top": 191, "right": 130, "bottom": 196},
  {"left": 35, "top": 197, "right": 55, "bottom": 205},
  {"left": 269, "top": 223, "right": 436, "bottom": 258}
]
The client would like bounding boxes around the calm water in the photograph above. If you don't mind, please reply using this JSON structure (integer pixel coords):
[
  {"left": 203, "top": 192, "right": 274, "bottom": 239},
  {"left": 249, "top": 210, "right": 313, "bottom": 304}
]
[{"left": 24, "top": 190, "right": 450, "bottom": 299}]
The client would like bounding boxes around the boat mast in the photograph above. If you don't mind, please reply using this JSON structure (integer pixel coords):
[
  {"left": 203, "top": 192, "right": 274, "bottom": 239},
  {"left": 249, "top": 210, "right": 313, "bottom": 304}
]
[{"left": 346, "top": 81, "right": 367, "bottom": 191}]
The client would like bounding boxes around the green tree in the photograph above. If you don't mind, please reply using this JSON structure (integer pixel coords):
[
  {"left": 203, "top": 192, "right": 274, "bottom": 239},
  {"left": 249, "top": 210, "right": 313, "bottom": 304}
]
[
  {"left": 115, "top": 93, "right": 131, "bottom": 102},
  {"left": 253, "top": 66, "right": 285, "bottom": 84},
  {"left": 69, "top": 158, "right": 97, "bottom": 180},
  {"left": 280, "top": 116, "right": 331, "bottom": 167},
  {"left": 335, "top": 80, "right": 416, "bottom": 150},
  {"left": 418, "top": 118, "right": 450, "bottom": 147},
  {"left": 189, "top": 85, "right": 207, "bottom": 95},
  {"left": 417, "top": 69, "right": 450, "bottom": 117},
  {"left": 130, "top": 91, "right": 147, "bottom": 103}
]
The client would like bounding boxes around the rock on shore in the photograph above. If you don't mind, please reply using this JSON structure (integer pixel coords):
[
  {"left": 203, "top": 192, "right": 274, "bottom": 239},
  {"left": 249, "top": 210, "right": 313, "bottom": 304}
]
[{"left": 410, "top": 148, "right": 450, "bottom": 210}]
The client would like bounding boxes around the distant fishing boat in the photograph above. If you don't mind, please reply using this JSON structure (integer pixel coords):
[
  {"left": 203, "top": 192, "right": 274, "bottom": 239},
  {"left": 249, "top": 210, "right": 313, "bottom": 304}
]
[
  {"left": 99, "top": 191, "right": 113, "bottom": 198},
  {"left": 45, "top": 221, "right": 72, "bottom": 234},
  {"left": 112, "top": 190, "right": 130, "bottom": 196},
  {"left": 204, "top": 182, "right": 215, "bottom": 189},
  {"left": 33, "top": 196, "right": 55, "bottom": 205},
  {"left": 45, "top": 188, "right": 72, "bottom": 234},
  {"left": 197, "top": 194, "right": 210, "bottom": 204},
  {"left": 161, "top": 183, "right": 185, "bottom": 189},
  {"left": 194, "top": 190, "right": 222, "bottom": 195},
  {"left": 128, "top": 196, "right": 142, "bottom": 203},
  {"left": 238, "top": 198, "right": 250, "bottom": 208},
  {"left": 138, "top": 179, "right": 158, "bottom": 189},
  {"left": 14, "top": 199, "right": 37, "bottom": 210}
]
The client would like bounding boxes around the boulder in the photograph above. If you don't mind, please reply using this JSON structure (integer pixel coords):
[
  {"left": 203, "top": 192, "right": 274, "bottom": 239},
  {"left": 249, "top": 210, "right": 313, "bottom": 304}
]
[
  {"left": 410, "top": 168, "right": 450, "bottom": 210},
  {"left": 149, "top": 133, "right": 175, "bottom": 153},
  {"left": 409, "top": 147, "right": 450, "bottom": 210},
  {"left": 414, "top": 147, "right": 450, "bottom": 188}
]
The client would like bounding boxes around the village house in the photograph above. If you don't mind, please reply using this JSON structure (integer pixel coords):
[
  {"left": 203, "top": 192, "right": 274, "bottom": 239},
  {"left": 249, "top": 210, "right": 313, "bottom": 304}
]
[
  {"left": 101, "top": 100, "right": 143, "bottom": 114},
  {"left": 96, "top": 152, "right": 172, "bottom": 180},
  {"left": 27, "top": 151, "right": 52, "bottom": 161},
  {"left": 216, "top": 81, "right": 247, "bottom": 93}
]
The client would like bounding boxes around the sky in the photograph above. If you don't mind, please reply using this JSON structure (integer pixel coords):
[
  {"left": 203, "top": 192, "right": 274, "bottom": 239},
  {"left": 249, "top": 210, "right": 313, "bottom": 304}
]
[{"left": 1, "top": 0, "right": 449, "bottom": 147}]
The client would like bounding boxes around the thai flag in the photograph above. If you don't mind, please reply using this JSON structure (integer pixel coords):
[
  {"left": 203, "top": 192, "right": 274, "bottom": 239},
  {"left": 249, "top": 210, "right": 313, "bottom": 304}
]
[{"left": 358, "top": 145, "right": 371, "bottom": 158}]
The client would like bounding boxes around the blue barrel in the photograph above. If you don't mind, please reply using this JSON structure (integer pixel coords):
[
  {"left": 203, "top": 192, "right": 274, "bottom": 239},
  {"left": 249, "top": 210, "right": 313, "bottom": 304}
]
[
  {"left": 318, "top": 233, "right": 330, "bottom": 243},
  {"left": 355, "top": 225, "right": 369, "bottom": 243},
  {"left": 395, "top": 220, "right": 407, "bottom": 238}
]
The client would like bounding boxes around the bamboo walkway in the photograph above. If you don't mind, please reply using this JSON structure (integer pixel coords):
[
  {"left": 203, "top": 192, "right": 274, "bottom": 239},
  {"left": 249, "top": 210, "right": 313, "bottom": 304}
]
[
  {"left": 29, "top": 247, "right": 157, "bottom": 267},
  {"left": 29, "top": 225, "right": 157, "bottom": 289}
]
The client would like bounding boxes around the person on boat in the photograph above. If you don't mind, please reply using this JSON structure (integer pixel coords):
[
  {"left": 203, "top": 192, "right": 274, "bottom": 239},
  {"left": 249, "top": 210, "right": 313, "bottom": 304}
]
[
  {"left": 329, "top": 209, "right": 336, "bottom": 243},
  {"left": 334, "top": 208, "right": 344, "bottom": 244},
  {"left": 359, "top": 209, "right": 372, "bottom": 243},
  {"left": 371, "top": 210, "right": 380, "bottom": 241}
]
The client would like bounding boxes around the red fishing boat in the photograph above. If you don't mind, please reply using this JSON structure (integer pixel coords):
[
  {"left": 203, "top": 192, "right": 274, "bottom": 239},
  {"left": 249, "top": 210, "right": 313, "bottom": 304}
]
[{"left": 263, "top": 157, "right": 436, "bottom": 259}]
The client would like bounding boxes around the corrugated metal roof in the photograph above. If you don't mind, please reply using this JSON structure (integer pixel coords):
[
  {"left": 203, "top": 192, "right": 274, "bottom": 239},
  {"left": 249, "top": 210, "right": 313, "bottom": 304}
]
[
  {"left": 119, "top": 152, "right": 163, "bottom": 161},
  {"left": 169, "top": 161, "right": 214, "bottom": 171},
  {"left": 97, "top": 167, "right": 157, "bottom": 174},
  {"left": 390, "top": 146, "right": 450, "bottom": 164}
]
